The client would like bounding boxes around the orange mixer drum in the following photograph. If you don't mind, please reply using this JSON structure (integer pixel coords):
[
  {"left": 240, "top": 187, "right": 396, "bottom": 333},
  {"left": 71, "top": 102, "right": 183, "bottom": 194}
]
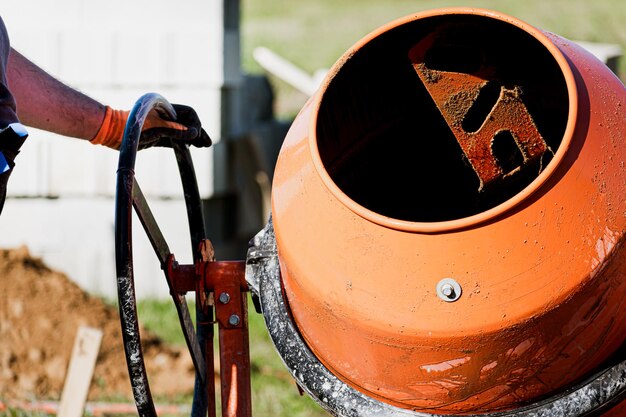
[{"left": 270, "top": 7, "right": 626, "bottom": 414}]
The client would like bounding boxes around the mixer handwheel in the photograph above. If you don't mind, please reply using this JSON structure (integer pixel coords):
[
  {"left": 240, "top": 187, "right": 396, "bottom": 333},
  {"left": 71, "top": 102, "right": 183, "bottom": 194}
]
[{"left": 114, "top": 93, "right": 213, "bottom": 417}]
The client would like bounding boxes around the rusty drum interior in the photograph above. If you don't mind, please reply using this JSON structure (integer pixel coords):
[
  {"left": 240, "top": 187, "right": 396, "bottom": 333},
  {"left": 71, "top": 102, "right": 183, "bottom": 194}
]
[{"left": 315, "top": 14, "right": 570, "bottom": 222}]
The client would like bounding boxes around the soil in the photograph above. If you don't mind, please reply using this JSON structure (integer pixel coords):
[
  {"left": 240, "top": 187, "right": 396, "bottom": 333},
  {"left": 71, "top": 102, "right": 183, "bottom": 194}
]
[{"left": 0, "top": 246, "right": 195, "bottom": 402}]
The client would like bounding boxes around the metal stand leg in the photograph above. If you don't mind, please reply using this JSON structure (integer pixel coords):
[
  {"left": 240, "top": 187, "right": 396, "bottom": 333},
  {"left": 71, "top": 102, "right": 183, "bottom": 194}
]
[{"left": 205, "top": 261, "right": 251, "bottom": 417}]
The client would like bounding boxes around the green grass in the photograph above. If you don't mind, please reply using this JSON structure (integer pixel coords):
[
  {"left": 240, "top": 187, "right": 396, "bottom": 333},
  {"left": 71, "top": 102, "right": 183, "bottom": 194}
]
[
  {"left": 136, "top": 298, "right": 196, "bottom": 346},
  {"left": 241, "top": 0, "right": 626, "bottom": 117}
]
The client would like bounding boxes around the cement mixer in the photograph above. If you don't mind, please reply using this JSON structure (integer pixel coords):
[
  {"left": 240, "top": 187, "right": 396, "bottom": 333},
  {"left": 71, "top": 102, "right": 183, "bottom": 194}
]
[{"left": 113, "top": 8, "right": 625, "bottom": 417}]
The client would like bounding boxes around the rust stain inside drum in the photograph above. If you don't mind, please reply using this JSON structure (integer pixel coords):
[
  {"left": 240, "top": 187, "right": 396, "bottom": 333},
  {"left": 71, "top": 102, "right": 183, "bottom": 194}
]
[{"left": 410, "top": 24, "right": 550, "bottom": 191}]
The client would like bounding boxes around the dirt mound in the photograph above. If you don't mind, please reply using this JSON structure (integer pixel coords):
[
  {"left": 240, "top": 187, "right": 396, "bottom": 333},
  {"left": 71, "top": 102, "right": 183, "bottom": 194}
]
[{"left": 0, "top": 247, "right": 195, "bottom": 401}]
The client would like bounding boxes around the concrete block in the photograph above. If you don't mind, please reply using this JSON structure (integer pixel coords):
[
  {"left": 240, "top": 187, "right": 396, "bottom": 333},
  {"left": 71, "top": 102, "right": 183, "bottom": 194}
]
[
  {"left": 7, "top": 31, "right": 63, "bottom": 76},
  {"left": 81, "top": 0, "right": 211, "bottom": 32},
  {"left": 58, "top": 31, "right": 115, "bottom": 87},
  {"left": 47, "top": 137, "right": 99, "bottom": 196},
  {"left": 167, "top": 32, "right": 213, "bottom": 86},
  {"left": 112, "top": 32, "right": 161, "bottom": 87},
  {"left": 3, "top": 2, "right": 80, "bottom": 31}
]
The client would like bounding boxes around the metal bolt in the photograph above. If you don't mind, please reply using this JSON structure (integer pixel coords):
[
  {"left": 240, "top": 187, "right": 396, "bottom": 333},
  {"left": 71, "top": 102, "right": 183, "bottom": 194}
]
[
  {"left": 441, "top": 284, "right": 454, "bottom": 298},
  {"left": 436, "top": 278, "right": 462, "bottom": 302},
  {"left": 219, "top": 292, "right": 231, "bottom": 304},
  {"left": 228, "top": 314, "right": 241, "bottom": 326}
]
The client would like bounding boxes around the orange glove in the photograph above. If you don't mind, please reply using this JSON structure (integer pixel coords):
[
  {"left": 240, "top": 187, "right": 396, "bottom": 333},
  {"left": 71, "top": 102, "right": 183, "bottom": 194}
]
[{"left": 90, "top": 105, "right": 211, "bottom": 150}]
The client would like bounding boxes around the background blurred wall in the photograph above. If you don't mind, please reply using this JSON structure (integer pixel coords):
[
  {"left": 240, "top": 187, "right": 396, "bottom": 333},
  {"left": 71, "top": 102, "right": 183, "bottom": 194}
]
[{"left": 0, "top": 1, "right": 244, "bottom": 298}]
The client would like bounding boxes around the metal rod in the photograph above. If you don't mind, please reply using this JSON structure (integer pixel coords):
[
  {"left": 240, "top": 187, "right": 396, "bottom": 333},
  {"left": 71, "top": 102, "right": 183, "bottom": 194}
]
[
  {"left": 173, "top": 144, "right": 215, "bottom": 417},
  {"left": 171, "top": 292, "right": 208, "bottom": 388},
  {"left": 131, "top": 178, "right": 170, "bottom": 267},
  {"left": 174, "top": 143, "right": 208, "bottom": 255}
]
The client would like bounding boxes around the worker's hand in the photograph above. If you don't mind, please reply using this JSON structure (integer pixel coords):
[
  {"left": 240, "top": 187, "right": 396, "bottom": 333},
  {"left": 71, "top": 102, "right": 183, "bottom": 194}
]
[
  {"left": 139, "top": 104, "right": 212, "bottom": 150},
  {"left": 90, "top": 104, "right": 211, "bottom": 150}
]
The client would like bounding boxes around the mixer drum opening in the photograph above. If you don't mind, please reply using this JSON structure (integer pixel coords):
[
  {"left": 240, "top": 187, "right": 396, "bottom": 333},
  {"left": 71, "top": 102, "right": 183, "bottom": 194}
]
[{"left": 315, "top": 14, "right": 569, "bottom": 222}]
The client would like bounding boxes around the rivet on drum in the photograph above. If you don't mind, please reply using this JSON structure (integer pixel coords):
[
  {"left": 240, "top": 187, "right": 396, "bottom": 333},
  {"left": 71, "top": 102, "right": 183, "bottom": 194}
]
[{"left": 436, "top": 278, "right": 462, "bottom": 302}]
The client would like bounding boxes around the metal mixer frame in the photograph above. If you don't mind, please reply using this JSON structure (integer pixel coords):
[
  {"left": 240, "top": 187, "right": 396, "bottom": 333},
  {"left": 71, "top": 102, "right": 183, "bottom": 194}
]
[{"left": 115, "top": 93, "right": 251, "bottom": 417}]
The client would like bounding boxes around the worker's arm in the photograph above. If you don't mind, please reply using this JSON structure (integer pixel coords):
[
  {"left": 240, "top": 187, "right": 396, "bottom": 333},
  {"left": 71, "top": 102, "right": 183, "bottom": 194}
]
[
  {"left": 6, "top": 48, "right": 106, "bottom": 140},
  {"left": 5, "top": 48, "right": 210, "bottom": 149}
]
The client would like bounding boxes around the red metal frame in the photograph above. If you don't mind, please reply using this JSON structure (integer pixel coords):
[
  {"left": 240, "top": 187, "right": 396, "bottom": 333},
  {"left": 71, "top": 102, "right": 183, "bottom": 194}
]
[{"left": 168, "top": 244, "right": 251, "bottom": 417}]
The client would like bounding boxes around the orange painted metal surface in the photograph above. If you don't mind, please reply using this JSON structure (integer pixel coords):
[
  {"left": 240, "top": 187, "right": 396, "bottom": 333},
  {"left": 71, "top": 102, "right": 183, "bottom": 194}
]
[
  {"left": 271, "top": 8, "right": 626, "bottom": 414},
  {"left": 211, "top": 262, "right": 251, "bottom": 417}
]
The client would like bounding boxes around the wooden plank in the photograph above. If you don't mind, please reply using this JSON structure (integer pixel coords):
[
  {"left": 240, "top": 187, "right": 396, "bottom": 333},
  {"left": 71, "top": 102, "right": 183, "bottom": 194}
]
[{"left": 58, "top": 326, "right": 103, "bottom": 417}]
